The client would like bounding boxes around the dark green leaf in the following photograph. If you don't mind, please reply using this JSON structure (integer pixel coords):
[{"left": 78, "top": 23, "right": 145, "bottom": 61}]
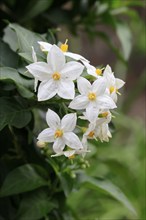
[
  {"left": 16, "top": 189, "right": 56, "bottom": 220},
  {"left": 9, "top": 23, "right": 46, "bottom": 61},
  {"left": 78, "top": 172, "right": 137, "bottom": 216},
  {"left": 0, "top": 40, "right": 19, "bottom": 68},
  {"left": 21, "top": 0, "right": 53, "bottom": 22},
  {"left": 0, "top": 67, "right": 34, "bottom": 98},
  {"left": 0, "top": 97, "right": 32, "bottom": 131},
  {"left": 0, "top": 164, "right": 48, "bottom": 197}
]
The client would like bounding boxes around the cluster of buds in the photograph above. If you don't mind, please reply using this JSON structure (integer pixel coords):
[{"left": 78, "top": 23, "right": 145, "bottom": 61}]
[{"left": 26, "top": 40, "right": 125, "bottom": 159}]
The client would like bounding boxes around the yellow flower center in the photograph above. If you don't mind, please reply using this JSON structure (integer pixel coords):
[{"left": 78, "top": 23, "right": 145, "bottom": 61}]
[
  {"left": 54, "top": 129, "right": 63, "bottom": 138},
  {"left": 88, "top": 92, "right": 96, "bottom": 101},
  {"left": 109, "top": 86, "right": 115, "bottom": 94},
  {"left": 99, "top": 112, "right": 108, "bottom": 118},
  {"left": 52, "top": 72, "right": 61, "bottom": 80},
  {"left": 88, "top": 131, "right": 95, "bottom": 138},
  {"left": 60, "top": 39, "right": 68, "bottom": 52},
  {"left": 96, "top": 68, "right": 102, "bottom": 75}
]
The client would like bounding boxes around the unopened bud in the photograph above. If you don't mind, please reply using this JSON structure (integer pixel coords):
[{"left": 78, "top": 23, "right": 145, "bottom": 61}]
[{"left": 36, "top": 141, "right": 46, "bottom": 148}]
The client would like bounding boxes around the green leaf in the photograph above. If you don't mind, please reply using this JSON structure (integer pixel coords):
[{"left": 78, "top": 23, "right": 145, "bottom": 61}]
[
  {"left": 16, "top": 189, "right": 56, "bottom": 220},
  {"left": 3, "top": 26, "right": 18, "bottom": 52},
  {"left": 0, "top": 40, "right": 19, "bottom": 68},
  {"left": 0, "top": 164, "right": 48, "bottom": 197},
  {"left": 9, "top": 23, "right": 46, "bottom": 62},
  {"left": 0, "top": 97, "right": 32, "bottom": 131},
  {"left": 116, "top": 22, "right": 132, "bottom": 60},
  {"left": 78, "top": 172, "right": 137, "bottom": 216},
  {"left": 21, "top": 0, "right": 53, "bottom": 22},
  {"left": 0, "top": 67, "right": 34, "bottom": 98}
]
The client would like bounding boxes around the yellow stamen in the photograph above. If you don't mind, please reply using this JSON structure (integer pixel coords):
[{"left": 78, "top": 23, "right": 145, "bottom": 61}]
[
  {"left": 109, "top": 86, "right": 115, "bottom": 94},
  {"left": 68, "top": 154, "right": 75, "bottom": 159},
  {"left": 96, "top": 68, "right": 102, "bottom": 75},
  {"left": 54, "top": 129, "right": 63, "bottom": 138},
  {"left": 99, "top": 112, "right": 108, "bottom": 118},
  {"left": 52, "top": 72, "right": 61, "bottom": 80},
  {"left": 88, "top": 92, "right": 96, "bottom": 101},
  {"left": 88, "top": 131, "right": 95, "bottom": 138},
  {"left": 60, "top": 39, "right": 68, "bottom": 52}
]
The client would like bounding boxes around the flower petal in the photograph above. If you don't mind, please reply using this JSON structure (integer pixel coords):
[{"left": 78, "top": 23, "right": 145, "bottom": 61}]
[
  {"left": 37, "top": 128, "right": 55, "bottom": 142},
  {"left": 77, "top": 77, "right": 91, "bottom": 95},
  {"left": 32, "top": 46, "right": 37, "bottom": 62},
  {"left": 111, "top": 92, "right": 118, "bottom": 103},
  {"left": 61, "top": 113, "right": 77, "bottom": 132},
  {"left": 96, "top": 94, "right": 117, "bottom": 109},
  {"left": 115, "top": 78, "right": 125, "bottom": 89},
  {"left": 47, "top": 45, "right": 65, "bottom": 72},
  {"left": 38, "top": 41, "right": 52, "bottom": 52},
  {"left": 26, "top": 62, "right": 52, "bottom": 81},
  {"left": 64, "top": 132, "right": 83, "bottom": 149},
  {"left": 65, "top": 52, "right": 89, "bottom": 62},
  {"left": 38, "top": 80, "right": 57, "bottom": 101},
  {"left": 53, "top": 138, "right": 65, "bottom": 153},
  {"left": 61, "top": 61, "right": 84, "bottom": 80},
  {"left": 58, "top": 80, "right": 75, "bottom": 99},
  {"left": 46, "top": 109, "right": 61, "bottom": 129},
  {"left": 92, "top": 77, "right": 106, "bottom": 96},
  {"left": 64, "top": 150, "right": 76, "bottom": 157},
  {"left": 69, "top": 95, "right": 89, "bottom": 110}
]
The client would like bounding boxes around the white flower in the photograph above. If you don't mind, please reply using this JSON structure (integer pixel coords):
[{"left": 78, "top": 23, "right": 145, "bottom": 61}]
[
  {"left": 51, "top": 147, "right": 90, "bottom": 158},
  {"left": 84, "top": 110, "right": 112, "bottom": 142},
  {"left": 37, "top": 109, "right": 83, "bottom": 155},
  {"left": 26, "top": 45, "right": 84, "bottom": 101},
  {"left": 103, "top": 65, "right": 125, "bottom": 102},
  {"left": 82, "top": 61, "right": 103, "bottom": 78},
  {"left": 38, "top": 40, "right": 89, "bottom": 63},
  {"left": 69, "top": 77, "right": 116, "bottom": 112}
]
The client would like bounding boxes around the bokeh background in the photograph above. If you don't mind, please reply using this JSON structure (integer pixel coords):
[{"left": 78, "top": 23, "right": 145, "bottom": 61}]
[{"left": 0, "top": 0, "right": 145, "bottom": 219}]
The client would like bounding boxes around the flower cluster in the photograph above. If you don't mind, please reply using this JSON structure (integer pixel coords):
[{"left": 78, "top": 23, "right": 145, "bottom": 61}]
[{"left": 26, "top": 40, "right": 125, "bottom": 158}]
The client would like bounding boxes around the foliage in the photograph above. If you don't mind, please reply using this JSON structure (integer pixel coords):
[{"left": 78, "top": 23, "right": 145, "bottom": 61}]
[{"left": 0, "top": 0, "right": 145, "bottom": 220}]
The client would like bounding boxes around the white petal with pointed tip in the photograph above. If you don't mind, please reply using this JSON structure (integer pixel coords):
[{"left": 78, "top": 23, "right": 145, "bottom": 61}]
[
  {"left": 64, "top": 52, "right": 89, "bottom": 62},
  {"left": 64, "top": 132, "right": 83, "bottom": 149},
  {"left": 38, "top": 80, "right": 57, "bottom": 101},
  {"left": 26, "top": 62, "right": 52, "bottom": 81},
  {"left": 47, "top": 45, "right": 65, "bottom": 72},
  {"left": 96, "top": 95, "right": 117, "bottom": 109},
  {"left": 116, "top": 78, "right": 125, "bottom": 89},
  {"left": 61, "top": 61, "right": 84, "bottom": 80},
  {"left": 53, "top": 138, "right": 65, "bottom": 153},
  {"left": 46, "top": 109, "right": 61, "bottom": 129},
  {"left": 77, "top": 77, "right": 91, "bottom": 95},
  {"left": 38, "top": 41, "right": 52, "bottom": 51},
  {"left": 69, "top": 95, "right": 89, "bottom": 110},
  {"left": 92, "top": 77, "right": 106, "bottom": 95},
  {"left": 37, "top": 128, "right": 55, "bottom": 142},
  {"left": 61, "top": 113, "right": 76, "bottom": 132},
  {"left": 58, "top": 80, "right": 75, "bottom": 99}
]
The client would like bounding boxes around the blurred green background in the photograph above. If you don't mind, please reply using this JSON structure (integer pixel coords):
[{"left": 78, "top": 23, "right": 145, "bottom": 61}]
[{"left": 0, "top": 0, "right": 145, "bottom": 219}]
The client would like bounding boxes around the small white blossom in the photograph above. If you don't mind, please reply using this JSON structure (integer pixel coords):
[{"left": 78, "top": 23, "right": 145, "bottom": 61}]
[
  {"left": 38, "top": 40, "right": 89, "bottom": 63},
  {"left": 84, "top": 110, "right": 112, "bottom": 142},
  {"left": 26, "top": 45, "right": 84, "bottom": 101},
  {"left": 69, "top": 77, "right": 116, "bottom": 112},
  {"left": 103, "top": 65, "right": 125, "bottom": 102},
  {"left": 82, "top": 61, "right": 103, "bottom": 78},
  {"left": 37, "top": 109, "right": 83, "bottom": 156}
]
